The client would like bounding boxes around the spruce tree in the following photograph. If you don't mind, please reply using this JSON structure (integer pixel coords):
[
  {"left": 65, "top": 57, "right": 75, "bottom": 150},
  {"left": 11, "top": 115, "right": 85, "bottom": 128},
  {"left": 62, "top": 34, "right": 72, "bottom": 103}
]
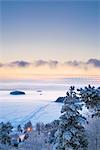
[
  {"left": 78, "top": 85, "right": 100, "bottom": 150},
  {"left": 53, "top": 86, "right": 88, "bottom": 150},
  {"left": 78, "top": 85, "right": 100, "bottom": 118},
  {"left": 24, "top": 121, "right": 32, "bottom": 132},
  {"left": 0, "top": 122, "right": 13, "bottom": 145},
  {"left": 17, "top": 124, "right": 22, "bottom": 133}
]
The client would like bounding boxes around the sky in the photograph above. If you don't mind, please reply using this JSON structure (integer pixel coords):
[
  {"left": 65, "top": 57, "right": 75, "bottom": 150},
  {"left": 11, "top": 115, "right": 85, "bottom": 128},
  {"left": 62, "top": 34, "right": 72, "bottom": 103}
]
[{"left": 0, "top": 1, "right": 100, "bottom": 79}]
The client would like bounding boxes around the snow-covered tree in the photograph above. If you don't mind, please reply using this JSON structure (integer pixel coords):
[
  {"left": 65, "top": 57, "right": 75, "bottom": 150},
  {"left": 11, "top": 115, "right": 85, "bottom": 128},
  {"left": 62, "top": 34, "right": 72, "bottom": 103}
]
[
  {"left": 36, "top": 122, "right": 45, "bottom": 135},
  {"left": 17, "top": 124, "right": 23, "bottom": 133},
  {"left": 53, "top": 86, "right": 88, "bottom": 150},
  {"left": 45, "top": 120, "right": 59, "bottom": 144},
  {"left": 36, "top": 122, "right": 41, "bottom": 135},
  {"left": 0, "top": 122, "right": 13, "bottom": 145},
  {"left": 78, "top": 85, "right": 100, "bottom": 150},
  {"left": 78, "top": 85, "right": 100, "bottom": 118},
  {"left": 24, "top": 121, "right": 32, "bottom": 132}
]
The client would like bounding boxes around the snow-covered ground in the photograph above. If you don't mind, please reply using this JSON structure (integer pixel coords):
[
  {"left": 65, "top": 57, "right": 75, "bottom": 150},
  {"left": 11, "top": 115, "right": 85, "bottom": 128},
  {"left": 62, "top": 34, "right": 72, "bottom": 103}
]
[{"left": 0, "top": 77, "right": 99, "bottom": 127}]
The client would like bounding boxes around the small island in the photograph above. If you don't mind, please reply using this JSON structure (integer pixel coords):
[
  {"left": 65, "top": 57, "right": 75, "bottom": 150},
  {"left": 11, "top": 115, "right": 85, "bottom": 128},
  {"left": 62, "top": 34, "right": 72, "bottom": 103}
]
[
  {"left": 37, "top": 90, "right": 42, "bottom": 93},
  {"left": 55, "top": 96, "right": 65, "bottom": 103},
  {"left": 10, "top": 90, "right": 25, "bottom": 95}
]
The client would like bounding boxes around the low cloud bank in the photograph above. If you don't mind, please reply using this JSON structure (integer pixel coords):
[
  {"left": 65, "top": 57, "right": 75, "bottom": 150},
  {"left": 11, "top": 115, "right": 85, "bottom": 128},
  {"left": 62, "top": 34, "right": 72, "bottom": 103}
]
[
  {"left": 8, "top": 61, "right": 30, "bottom": 67},
  {"left": 34, "top": 60, "right": 59, "bottom": 68},
  {"left": 65, "top": 58, "right": 100, "bottom": 68},
  {"left": 87, "top": 59, "right": 100, "bottom": 67},
  {"left": 0, "top": 58, "right": 100, "bottom": 69}
]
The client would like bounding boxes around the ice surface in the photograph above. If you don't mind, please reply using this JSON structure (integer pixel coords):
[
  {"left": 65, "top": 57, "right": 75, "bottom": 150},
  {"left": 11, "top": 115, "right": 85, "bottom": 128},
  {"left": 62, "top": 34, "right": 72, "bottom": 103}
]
[
  {"left": 0, "top": 90, "right": 64, "bottom": 127},
  {"left": 0, "top": 78, "right": 99, "bottom": 127}
]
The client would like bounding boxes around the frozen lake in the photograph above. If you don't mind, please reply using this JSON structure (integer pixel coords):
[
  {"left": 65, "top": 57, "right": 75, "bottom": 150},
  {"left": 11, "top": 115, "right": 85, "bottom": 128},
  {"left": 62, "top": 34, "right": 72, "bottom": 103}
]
[
  {"left": 0, "top": 90, "right": 64, "bottom": 126},
  {"left": 0, "top": 76, "right": 99, "bottom": 127}
]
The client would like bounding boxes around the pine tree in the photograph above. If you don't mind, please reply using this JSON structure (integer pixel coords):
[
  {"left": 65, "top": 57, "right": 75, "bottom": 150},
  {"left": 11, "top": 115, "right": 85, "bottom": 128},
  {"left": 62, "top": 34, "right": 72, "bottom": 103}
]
[
  {"left": 78, "top": 85, "right": 100, "bottom": 118},
  {"left": 53, "top": 86, "right": 88, "bottom": 150},
  {"left": 17, "top": 124, "right": 22, "bottom": 133},
  {"left": 0, "top": 122, "right": 13, "bottom": 145},
  {"left": 24, "top": 121, "right": 32, "bottom": 132},
  {"left": 78, "top": 85, "right": 100, "bottom": 150},
  {"left": 36, "top": 123, "right": 41, "bottom": 135}
]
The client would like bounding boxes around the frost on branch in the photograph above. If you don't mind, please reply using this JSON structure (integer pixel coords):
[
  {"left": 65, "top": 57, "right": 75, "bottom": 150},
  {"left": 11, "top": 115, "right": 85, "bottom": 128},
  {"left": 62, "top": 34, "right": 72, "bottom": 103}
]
[
  {"left": 53, "top": 86, "right": 88, "bottom": 150},
  {"left": 78, "top": 85, "right": 100, "bottom": 118}
]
